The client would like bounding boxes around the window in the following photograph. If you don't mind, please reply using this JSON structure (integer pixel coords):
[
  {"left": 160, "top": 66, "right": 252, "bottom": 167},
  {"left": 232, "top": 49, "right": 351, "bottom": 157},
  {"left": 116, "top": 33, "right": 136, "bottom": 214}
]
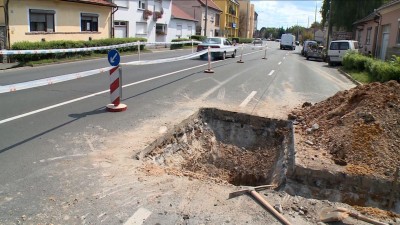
[
  {"left": 81, "top": 13, "right": 98, "bottom": 32},
  {"left": 366, "top": 27, "right": 372, "bottom": 45},
  {"left": 215, "top": 14, "right": 220, "bottom": 27},
  {"left": 329, "top": 42, "right": 339, "bottom": 50},
  {"left": 138, "top": 0, "right": 146, "bottom": 9},
  {"left": 114, "top": 21, "right": 127, "bottom": 26},
  {"left": 357, "top": 30, "right": 362, "bottom": 44},
  {"left": 397, "top": 20, "right": 400, "bottom": 44},
  {"left": 339, "top": 42, "right": 349, "bottom": 50},
  {"left": 187, "top": 26, "right": 192, "bottom": 36},
  {"left": 176, "top": 25, "right": 182, "bottom": 37},
  {"left": 136, "top": 22, "right": 147, "bottom": 34},
  {"left": 156, "top": 24, "right": 166, "bottom": 35},
  {"left": 29, "top": 9, "right": 55, "bottom": 32}
]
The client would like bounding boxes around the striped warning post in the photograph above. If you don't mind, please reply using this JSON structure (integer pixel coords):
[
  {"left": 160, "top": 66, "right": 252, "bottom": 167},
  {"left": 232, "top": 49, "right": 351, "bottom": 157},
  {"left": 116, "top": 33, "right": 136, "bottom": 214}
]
[{"left": 106, "top": 66, "right": 127, "bottom": 112}]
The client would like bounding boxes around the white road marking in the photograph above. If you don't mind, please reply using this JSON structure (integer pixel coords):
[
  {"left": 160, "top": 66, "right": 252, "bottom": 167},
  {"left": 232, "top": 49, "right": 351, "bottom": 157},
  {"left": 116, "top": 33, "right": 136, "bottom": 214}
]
[
  {"left": 0, "top": 50, "right": 264, "bottom": 125},
  {"left": 239, "top": 91, "right": 257, "bottom": 107},
  {"left": 278, "top": 62, "right": 282, "bottom": 65},
  {"left": 124, "top": 207, "right": 152, "bottom": 225},
  {"left": 268, "top": 70, "right": 275, "bottom": 76},
  {"left": 217, "top": 88, "right": 225, "bottom": 100}
]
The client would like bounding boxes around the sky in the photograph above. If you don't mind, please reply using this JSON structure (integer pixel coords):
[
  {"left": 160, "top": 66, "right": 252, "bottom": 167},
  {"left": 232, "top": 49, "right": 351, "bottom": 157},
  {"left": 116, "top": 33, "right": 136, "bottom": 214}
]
[{"left": 251, "top": 0, "right": 323, "bottom": 29}]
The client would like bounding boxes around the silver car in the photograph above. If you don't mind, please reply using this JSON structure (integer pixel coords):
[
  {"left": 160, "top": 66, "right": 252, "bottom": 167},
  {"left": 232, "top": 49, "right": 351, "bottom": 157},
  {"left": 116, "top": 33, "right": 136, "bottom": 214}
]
[
  {"left": 253, "top": 38, "right": 263, "bottom": 45},
  {"left": 197, "top": 37, "right": 236, "bottom": 60}
]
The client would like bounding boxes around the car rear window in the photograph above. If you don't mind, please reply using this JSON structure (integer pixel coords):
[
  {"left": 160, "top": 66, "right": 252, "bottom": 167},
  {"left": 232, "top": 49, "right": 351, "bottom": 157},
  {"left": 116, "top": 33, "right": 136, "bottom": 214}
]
[
  {"left": 330, "top": 42, "right": 339, "bottom": 50},
  {"left": 339, "top": 42, "right": 349, "bottom": 50},
  {"left": 203, "top": 38, "right": 221, "bottom": 44}
]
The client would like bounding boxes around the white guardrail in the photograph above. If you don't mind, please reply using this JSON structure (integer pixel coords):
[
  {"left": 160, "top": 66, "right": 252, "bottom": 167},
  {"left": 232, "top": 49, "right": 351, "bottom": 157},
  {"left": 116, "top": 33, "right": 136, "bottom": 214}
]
[{"left": 0, "top": 41, "right": 266, "bottom": 94}]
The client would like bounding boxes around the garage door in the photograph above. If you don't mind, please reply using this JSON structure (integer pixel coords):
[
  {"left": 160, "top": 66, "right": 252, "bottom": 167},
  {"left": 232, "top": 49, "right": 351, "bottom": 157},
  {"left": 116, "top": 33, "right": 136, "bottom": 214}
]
[{"left": 114, "top": 21, "right": 127, "bottom": 38}]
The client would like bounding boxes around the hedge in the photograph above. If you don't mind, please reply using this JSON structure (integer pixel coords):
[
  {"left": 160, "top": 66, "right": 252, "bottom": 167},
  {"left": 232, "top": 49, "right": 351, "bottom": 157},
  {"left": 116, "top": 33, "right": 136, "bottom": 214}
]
[
  {"left": 11, "top": 37, "right": 147, "bottom": 63},
  {"left": 170, "top": 38, "right": 193, "bottom": 50},
  {"left": 190, "top": 35, "right": 206, "bottom": 42},
  {"left": 343, "top": 52, "right": 400, "bottom": 82}
]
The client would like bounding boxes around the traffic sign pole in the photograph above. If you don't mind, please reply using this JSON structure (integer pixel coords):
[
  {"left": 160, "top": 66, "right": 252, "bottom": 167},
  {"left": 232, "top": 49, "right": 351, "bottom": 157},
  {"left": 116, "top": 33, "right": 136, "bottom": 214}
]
[{"left": 106, "top": 50, "right": 127, "bottom": 112}]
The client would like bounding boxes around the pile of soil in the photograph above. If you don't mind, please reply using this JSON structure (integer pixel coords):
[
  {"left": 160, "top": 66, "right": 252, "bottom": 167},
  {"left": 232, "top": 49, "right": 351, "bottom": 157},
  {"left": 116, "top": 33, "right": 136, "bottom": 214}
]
[
  {"left": 143, "top": 118, "right": 282, "bottom": 186},
  {"left": 290, "top": 81, "right": 400, "bottom": 178}
]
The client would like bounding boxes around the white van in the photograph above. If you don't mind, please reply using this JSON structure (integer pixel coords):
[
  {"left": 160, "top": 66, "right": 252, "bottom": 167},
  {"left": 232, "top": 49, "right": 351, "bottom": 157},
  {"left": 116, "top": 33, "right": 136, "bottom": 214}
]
[
  {"left": 280, "top": 34, "right": 296, "bottom": 50},
  {"left": 327, "top": 40, "right": 359, "bottom": 66}
]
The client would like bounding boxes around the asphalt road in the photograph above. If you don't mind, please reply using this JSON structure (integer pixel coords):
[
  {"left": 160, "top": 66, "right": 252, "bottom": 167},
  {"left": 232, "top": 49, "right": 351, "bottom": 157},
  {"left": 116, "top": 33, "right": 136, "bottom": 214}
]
[{"left": 0, "top": 41, "right": 355, "bottom": 224}]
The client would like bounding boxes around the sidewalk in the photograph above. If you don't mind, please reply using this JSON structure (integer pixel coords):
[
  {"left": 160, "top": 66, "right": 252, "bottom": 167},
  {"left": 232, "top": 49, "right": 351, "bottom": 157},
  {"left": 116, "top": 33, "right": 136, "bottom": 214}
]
[{"left": 0, "top": 62, "right": 19, "bottom": 70}]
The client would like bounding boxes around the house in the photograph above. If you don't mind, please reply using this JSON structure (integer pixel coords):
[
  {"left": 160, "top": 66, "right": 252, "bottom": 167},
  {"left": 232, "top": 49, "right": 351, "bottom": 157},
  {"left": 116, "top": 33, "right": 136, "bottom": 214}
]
[
  {"left": 168, "top": 2, "right": 197, "bottom": 42},
  {"left": 113, "top": 0, "right": 171, "bottom": 43},
  {"left": 0, "top": 0, "right": 116, "bottom": 49},
  {"left": 237, "top": 0, "right": 254, "bottom": 38},
  {"left": 171, "top": 0, "right": 222, "bottom": 37},
  {"left": 354, "top": 0, "right": 400, "bottom": 60},
  {"left": 214, "top": 0, "right": 239, "bottom": 37}
]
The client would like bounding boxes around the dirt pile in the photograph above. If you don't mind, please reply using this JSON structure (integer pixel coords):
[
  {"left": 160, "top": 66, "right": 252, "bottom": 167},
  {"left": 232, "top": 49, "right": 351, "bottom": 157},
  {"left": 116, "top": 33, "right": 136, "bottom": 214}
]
[{"left": 290, "top": 81, "right": 400, "bottom": 178}]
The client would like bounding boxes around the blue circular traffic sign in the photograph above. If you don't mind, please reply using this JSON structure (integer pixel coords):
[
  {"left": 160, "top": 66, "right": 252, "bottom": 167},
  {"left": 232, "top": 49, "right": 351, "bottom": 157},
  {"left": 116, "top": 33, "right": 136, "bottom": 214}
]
[{"left": 108, "top": 49, "right": 120, "bottom": 66}]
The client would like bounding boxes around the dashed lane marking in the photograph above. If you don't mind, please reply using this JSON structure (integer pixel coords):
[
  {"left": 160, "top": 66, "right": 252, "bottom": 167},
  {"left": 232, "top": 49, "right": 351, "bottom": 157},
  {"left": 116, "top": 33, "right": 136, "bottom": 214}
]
[{"left": 239, "top": 91, "right": 257, "bottom": 107}]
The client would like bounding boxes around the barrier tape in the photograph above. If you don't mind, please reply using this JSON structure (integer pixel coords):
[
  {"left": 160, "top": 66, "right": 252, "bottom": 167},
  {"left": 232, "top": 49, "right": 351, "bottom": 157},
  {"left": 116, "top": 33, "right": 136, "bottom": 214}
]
[
  {"left": 0, "top": 66, "right": 113, "bottom": 93},
  {"left": 0, "top": 44, "right": 264, "bottom": 93},
  {"left": 0, "top": 41, "right": 202, "bottom": 55}
]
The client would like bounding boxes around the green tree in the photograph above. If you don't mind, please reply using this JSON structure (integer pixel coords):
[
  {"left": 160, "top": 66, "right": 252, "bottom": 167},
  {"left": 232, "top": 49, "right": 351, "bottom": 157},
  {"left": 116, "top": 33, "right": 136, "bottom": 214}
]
[{"left": 321, "top": 0, "right": 388, "bottom": 31}]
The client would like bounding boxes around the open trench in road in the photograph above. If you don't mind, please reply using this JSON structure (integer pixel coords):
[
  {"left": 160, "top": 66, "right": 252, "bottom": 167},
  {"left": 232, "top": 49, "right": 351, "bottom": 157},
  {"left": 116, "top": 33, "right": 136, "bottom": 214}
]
[{"left": 135, "top": 108, "right": 400, "bottom": 215}]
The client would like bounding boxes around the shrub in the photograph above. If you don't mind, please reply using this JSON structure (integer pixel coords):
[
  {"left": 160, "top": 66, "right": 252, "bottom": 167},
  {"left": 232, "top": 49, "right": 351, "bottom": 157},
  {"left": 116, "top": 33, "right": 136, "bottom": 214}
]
[
  {"left": 190, "top": 35, "right": 206, "bottom": 42},
  {"left": 11, "top": 37, "right": 147, "bottom": 63},
  {"left": 170, "top": 38, "right": 191, "bottom": 50},
  {"left": 239, "top": 38, "right": 253, "bottom": 43}
]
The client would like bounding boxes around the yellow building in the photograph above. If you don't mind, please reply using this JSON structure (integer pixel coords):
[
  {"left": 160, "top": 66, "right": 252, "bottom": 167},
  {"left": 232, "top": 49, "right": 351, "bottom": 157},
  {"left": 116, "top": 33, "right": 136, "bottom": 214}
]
[
  {"left": 0, "top": 0, "right": 116, "bottom": 48},
  {"left": 214, "top": 0, "right": 239, "bottom": 37}
]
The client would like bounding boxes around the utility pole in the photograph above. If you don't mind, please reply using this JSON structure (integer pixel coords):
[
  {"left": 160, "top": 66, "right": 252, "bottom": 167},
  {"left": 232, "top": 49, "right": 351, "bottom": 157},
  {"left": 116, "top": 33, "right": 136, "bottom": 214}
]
[
  {"left": 204, "top": 0, "right": 208, "bottom": 37},
  {"left": 314, "top": 1, "right": 317, "bottom": 40},
  {"left": 326, "top": 0, "right": 332, "bottom": 48}
]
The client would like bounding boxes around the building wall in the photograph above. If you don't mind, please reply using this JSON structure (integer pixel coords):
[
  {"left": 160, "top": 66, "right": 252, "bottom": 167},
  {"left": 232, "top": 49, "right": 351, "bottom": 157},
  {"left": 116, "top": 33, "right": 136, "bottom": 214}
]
[
  {"left": 248, "top": 4, "right": 254, "bottom": 38},
  {"left": 215, "top": 0, "right": 239, "bottom": 37},
  {"left": 356, "top": 20, "right": 378, "bottom": 56},
  {"left": 113, "top": 0, "right": 172, "bottom": 42},
  {"left": 0, "top": 0, "right": 5, "bottom": 25},
  {"left": 8, "top": 0, "right": 112, "bottom": 45},
  {"left": 167, "top": 19, "right": 195, "bottom": 42}
]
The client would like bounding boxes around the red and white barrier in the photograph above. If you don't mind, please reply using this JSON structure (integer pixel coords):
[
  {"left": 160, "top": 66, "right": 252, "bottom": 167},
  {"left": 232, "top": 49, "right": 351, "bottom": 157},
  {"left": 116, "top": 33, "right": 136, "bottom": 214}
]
[
  {"left": 237, "top": 44, "right": 244, "bottom": 63},
  {"left": 204, "top": 46, "right": 214, "bottom": 73},
  {"left": 106, "top": 66, "right": 127, "bottom": 112}
]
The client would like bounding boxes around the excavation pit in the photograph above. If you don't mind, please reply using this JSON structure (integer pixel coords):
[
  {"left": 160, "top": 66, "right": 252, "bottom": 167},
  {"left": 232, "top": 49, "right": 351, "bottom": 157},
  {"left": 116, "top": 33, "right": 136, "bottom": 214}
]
[{"left": 138, "top": 108, "right": 295, "bottom": 187}]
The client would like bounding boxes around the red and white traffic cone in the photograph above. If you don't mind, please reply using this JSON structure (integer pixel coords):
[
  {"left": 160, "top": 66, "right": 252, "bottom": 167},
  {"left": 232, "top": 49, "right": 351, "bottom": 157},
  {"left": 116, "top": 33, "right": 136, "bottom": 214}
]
[
  {"left": 237, "top": 43, "right": 244, "bottom": 63},
  {"left": 262, "top": 46, "right": 267, "bottom": 59},
  {"left": 106, "top": 66, "right": 127, "bottom": 112},
  {"left": 204, "top": 46, "right": 214, "bottom": 73}
]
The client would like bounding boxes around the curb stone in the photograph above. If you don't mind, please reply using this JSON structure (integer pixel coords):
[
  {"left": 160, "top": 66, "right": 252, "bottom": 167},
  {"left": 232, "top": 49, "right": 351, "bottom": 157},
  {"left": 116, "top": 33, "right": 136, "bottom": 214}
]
[{"left": 338, "top": 68, "right": 363, "bottom": 86}]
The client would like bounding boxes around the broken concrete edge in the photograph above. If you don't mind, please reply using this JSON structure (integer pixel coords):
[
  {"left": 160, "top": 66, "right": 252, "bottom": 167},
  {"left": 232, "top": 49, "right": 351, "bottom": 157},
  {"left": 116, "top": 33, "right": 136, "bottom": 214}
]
[
  {"left": 338, "top": 68, "right": 363, "bottom": 86},
  {"left": 134, "top": 109, "right": 201, "bottom": 161},
  {"left": 287, "top": 164, "right": 400, "bottom": 214}
]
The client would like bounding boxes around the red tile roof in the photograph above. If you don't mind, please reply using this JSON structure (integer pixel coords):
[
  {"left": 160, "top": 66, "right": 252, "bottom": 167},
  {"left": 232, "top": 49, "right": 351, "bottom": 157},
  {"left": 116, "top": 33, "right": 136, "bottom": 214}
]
[
  {"left": 198, "top": 0, "right": 222, "bottom": 12},
  {"left": 172, "top": 3, "right": 198, "bottom": 21},
  {"left": 61, "top": 0, "right": 116, "bottom": 7}
]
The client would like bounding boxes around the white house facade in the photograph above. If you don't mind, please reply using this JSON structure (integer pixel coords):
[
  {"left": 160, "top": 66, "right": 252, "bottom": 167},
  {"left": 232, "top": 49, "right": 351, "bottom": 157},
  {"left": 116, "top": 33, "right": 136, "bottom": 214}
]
[
  {"left": 113, "top": 0, "right": 171, "bottom": 42},
  {"left": 167, "top": 3, "right": 197, "bottom": 42}
]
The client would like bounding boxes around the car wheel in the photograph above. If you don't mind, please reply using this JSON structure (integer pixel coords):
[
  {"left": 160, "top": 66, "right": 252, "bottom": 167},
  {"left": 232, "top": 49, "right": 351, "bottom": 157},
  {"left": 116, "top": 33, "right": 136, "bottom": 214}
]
[
  {"left": 231, "top": 50, "right": 236, "bottom": 58},
  {"left": 200, "top": 55, "right": 205, "bottom": 60},
  {"left": 222, "top": 52, "right": 226, "bottom": 60},
  {"left": 306, "top": 56, "right": 309, "bottom": 60}
]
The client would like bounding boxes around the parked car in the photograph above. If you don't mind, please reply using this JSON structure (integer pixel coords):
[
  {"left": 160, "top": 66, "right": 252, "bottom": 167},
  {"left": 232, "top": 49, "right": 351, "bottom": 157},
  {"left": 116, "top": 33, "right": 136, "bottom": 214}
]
[
  {"left": 295, "top": 41, "right": 300, "bottom": 46},
  {"left": 275, "top": 39, "right": 281, "bottom": 42},
  {"left": 280, "top": 33, "right": 296, "bottom": 50},
  {"left": 327, "top": 40, "right": 359, "bottom": 66},
  {"left": 197, "top": 37, "right": 236, "bottom": 60},
  {"left": 306, "top": 43, "right": 326, "bottom": 61},
  {"left": 302, "top": 40, "right": 317, "bottom": 56},
  {"left": 253, "top": 38, "right": 263, "bottom": 45}
]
